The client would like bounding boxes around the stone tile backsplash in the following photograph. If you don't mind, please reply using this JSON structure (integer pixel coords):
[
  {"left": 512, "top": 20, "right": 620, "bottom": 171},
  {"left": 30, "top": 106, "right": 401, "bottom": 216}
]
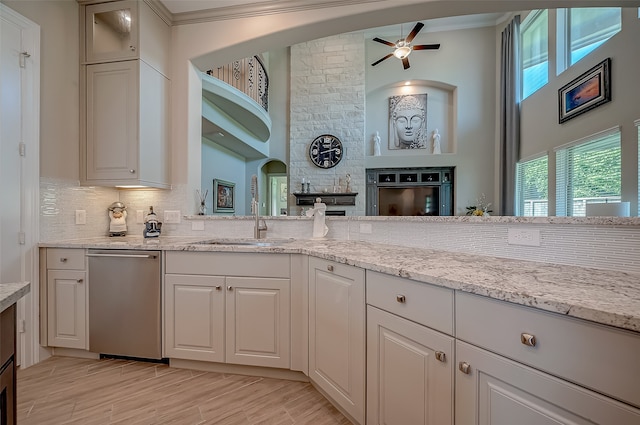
[{"left": 40, "top": 178, "right": 640, "bottom": 274}]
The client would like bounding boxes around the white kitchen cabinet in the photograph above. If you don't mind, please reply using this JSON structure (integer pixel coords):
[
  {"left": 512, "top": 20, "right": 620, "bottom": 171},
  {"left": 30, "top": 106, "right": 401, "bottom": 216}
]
[
  {"left": 455, "top": 292, "right": 640, "bottom": 424},
  {"left": 84, "top": 59, "right": 170, "bottom": 188},
  {"left": 308, "top": 257, "right": 365, "bottom": 424},
  {"left": 164, "top": 252, "right": 291, "bottom": 369},
  {"left": 80, "top": 0, "right": 171, "bottom": 189},
  {"left": 44, "top": 249, "right": 87, "bottom": 350},
  {"left": 366, "top": 271, "right": 455, "bottom": 425}
]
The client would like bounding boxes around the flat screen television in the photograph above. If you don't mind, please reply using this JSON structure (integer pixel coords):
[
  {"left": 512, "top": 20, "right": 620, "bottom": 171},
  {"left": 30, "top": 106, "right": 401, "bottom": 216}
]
[{"left": 378, "top": 187, "right": 440, "bottom": 216}]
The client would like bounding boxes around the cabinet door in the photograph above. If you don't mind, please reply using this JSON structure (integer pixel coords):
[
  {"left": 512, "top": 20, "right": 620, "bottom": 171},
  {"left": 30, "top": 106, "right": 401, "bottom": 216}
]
[
  {"left": 309, "top": 258, "right": 365, "bottom": 424},
  {"left": 86, "top": 61, "right": 139, "bottom": 182},
  {"left": 367, "top": 306, "right": 454, "bottom": 425},
  {"left": 164, "top": 274, "right": 225, "bottom": 362},
  {"left": 0, "top": 359, "right": 15, "bottom": 425},
  {"left": 225, "top": 277, "right": 290, "bottom": 368},
  {"left": 47, "top": 270, "right": 87, "bottom": 349},
  {"left": 455, "top": 341, "right": 640, "bottom": 425},
  {"left": 85, "top": 0, "right": 138, "bottom": 63}
]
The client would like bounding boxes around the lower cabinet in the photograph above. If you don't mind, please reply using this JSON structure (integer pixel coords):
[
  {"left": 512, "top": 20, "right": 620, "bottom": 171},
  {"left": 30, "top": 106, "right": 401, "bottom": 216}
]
[
  {"left": 44, "top": 248, "right": 88, "bottom": 350},
  {"left": 455, "top": 340, "right": 640, "bottom": 425},
  {"left": 308, "top": 257, "right": 365, "bottom": 424},
  {"left": 367, "top": 306, "right": 454, "bottom": 425},
  {"left": 1, "top": 304, "right": 16, "bottom": 425},
  {"left": 164, "top": 252, "right": 291, "bottom": 369}
]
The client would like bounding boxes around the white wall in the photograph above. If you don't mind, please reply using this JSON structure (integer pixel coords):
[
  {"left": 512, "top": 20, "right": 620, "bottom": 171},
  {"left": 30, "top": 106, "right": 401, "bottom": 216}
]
[
  {"left": 517, "top": 8, "right": 640, "bottom": 215},
  {"left": 201, "top": 138, "right": 247, "bottom": 215},
  {"left": 365, "top": 25, "right": 498, "bottom": 214}
]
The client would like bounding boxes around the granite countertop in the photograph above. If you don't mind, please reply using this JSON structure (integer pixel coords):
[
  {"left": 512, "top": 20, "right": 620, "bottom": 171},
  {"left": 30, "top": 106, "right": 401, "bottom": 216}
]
[
  {"left": 40, "top": 236, "right": 640, "bottom": 333},
  {"left": 0, "top": 281, "right": 31, "bottom": 313}
]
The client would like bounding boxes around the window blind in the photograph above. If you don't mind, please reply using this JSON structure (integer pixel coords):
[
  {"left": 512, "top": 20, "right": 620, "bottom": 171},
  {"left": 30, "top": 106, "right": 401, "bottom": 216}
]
[
  {"left": 516, "top": 155, "right": 548, "bottom": 216},
  {"left": 556, "top": 130, "right": 621, "bottom": 216},
  {"left": 568, "top": 8, "right": 621, "bottom": 65}
]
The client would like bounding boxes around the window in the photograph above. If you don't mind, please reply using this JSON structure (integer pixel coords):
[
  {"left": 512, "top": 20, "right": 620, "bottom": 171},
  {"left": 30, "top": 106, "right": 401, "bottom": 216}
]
[
  {"left": 556, "top": 129, "right": 621, "bottom": 216},
  {"left": 516, "top": 155, "right": 548, "bottom": 216},
  {"left": 567, "top": 8, "right": 621, "bottom": 65},
  {"left": 521, "top": 10, "right": 548, "bottom": 99}
]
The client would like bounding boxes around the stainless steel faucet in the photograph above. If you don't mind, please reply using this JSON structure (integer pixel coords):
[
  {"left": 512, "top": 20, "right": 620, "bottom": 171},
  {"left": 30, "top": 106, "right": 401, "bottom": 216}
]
[{"left": 251, "top": 175, "right": 268, "bottom": 239}]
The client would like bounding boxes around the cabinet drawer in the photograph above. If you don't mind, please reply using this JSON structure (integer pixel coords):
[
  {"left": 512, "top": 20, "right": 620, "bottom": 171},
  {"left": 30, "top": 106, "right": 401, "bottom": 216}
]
[
  {"left": 456, "top": 291, "right": 640, "bottom": 408},
  {"left": 46, "top": 248, "right": 85, "bottom": 270},
  {"left": 166, "top": 252, "right": 290, "bottom": 278},
  {"left": 366, "top": 271, "right": 454, "bottom": 336}
]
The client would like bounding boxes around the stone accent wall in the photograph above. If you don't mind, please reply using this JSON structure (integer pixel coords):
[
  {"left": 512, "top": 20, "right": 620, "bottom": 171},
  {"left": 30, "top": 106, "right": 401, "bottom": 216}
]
[{"left": 289, "top": 33, "right": 366, "bottom": 215}]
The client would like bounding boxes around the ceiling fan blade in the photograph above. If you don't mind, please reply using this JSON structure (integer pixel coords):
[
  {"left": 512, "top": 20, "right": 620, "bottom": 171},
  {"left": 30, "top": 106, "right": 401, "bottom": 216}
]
[
  {"left": 402, "top": 57, "right": 410, "bottom": 70},
  {"left": 372, "top": 37, "right": 396, "bottom": 47},
  {"left": 371, "top": 53, "right": 394, "bottom": 66},
  {"left": 405, "top": 22, "right": 424, "bottom": 43},
  {"left": 412, "top": 43, "right": 441, "bottom": 51}
]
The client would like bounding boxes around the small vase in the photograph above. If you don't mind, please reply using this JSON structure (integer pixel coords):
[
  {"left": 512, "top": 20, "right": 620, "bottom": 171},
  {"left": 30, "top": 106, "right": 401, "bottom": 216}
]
[{"left": 198, "top": 202, "right": 207, "bottom": 215}]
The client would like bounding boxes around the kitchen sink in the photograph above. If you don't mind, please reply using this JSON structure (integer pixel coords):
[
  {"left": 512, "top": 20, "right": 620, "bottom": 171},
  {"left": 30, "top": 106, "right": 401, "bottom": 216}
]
[{"left": 194, "top": 238, "right": 294, "bottom": 247}]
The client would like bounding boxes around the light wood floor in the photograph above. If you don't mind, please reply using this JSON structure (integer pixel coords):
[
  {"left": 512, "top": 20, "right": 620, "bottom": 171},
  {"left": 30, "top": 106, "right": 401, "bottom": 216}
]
[{"left": 17, "top": 356, "right": 352, "bottom": 425}]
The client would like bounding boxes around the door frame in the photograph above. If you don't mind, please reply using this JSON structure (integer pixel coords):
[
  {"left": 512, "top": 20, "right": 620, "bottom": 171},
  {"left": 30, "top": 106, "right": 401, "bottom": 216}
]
[{"left": 1, "top": 4, "right": 41, "bottom": 368}]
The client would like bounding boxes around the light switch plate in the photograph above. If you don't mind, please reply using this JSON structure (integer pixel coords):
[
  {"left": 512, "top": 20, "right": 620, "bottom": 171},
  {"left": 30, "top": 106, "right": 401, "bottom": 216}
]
[
  {"left": 75, "top": 210, "right": 86, "bottom": 225},
  {"left": 164, "top": 210, "right": 181, "bottom": 224},
  {"left": 507, "top": 228, "right": 541, "bottom": 246}
]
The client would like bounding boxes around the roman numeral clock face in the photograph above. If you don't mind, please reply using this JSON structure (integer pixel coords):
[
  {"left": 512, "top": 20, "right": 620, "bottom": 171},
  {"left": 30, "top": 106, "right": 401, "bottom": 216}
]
[{"left": 309, "top": 134, "right": 343, "bottom": 169}]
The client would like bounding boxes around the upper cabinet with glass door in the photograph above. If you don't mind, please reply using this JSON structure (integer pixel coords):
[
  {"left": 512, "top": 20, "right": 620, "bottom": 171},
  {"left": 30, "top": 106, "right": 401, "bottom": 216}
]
[{"left": 85, "top": 1, "right": 138, "bottom": 63}]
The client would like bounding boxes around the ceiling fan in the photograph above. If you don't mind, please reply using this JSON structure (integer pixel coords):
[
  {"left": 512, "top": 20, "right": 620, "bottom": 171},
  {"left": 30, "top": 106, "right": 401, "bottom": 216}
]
[{"left": 371, "top": 22, "right": 440, "bottom": 70}]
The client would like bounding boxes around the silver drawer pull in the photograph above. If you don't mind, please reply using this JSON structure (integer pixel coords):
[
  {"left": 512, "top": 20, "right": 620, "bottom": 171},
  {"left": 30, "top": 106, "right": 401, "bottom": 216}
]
[
  {"left": 327, "top": 265, "right": 334, "bottom": 272},
  {"left": 521, "top": 333, "right": 537, "bottom": 347},
  {"left": 60, "top": 257, "right": 68, "bottom": 262},
  {"left": 227, "top": 286, "right": 233, "bottom": 291},
  {"left": 396, "top": 294, "right": 406, "bottom": 303},
  {"left": 215, "top": 286, "right": 221, "bottom": 291},
  {"left": 435, "top": 351, "right": 446, "bottom": 362},
  {"left": 459, "top": 362, "right": 471, "bottom": 374},
  {"left": 77, "top": 279, "right": 84, "bottom": 284}
]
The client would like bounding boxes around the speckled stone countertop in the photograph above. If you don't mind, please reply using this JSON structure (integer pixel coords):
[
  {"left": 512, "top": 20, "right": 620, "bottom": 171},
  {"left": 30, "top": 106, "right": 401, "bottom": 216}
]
[
  {"left": 0, "top": 281, "right": 30, "bottom": 313},
  {"left": 40, "top": 236, "right": 640, "bottom": 333}
]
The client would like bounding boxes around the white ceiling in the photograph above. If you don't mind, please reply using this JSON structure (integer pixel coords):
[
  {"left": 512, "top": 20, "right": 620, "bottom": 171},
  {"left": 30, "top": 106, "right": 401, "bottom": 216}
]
[{"left": 160, "top": 0, "right": 299, "bottom": 14}]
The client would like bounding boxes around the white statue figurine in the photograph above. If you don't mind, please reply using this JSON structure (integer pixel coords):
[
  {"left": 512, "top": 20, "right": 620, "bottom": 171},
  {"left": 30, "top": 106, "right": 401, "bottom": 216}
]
[
  {"left": 373, "top": 131, "right": 381, "bottom": 156},
  {"left": 432, "top": 128, "right": 442, "bottom": 154}
]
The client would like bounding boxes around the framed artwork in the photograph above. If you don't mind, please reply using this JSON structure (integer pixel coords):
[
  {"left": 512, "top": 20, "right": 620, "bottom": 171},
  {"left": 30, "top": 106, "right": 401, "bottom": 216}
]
[
  {"left": 558, "top": 58, "right": 611, "bottom": 124},
  {"left": 388, "top": 93, "right": 428, "bottom": 150},
  {"left": 213, "top": 179, "right": 235, "bottom": 213}
]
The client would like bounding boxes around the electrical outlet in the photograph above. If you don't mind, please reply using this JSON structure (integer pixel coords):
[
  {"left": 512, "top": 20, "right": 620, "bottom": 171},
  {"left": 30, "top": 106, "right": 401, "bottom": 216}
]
[
  {"left": 136, "top": 210, "right": 144, "bottom": 224},
  {"left": 164, "top": 210, "right": 181, "bottom": 224},
  {"left": 75, "top": 210, "right": 86, "bottom": 225},
  {"left": 507, "top": 228, "right": 541, "bottom": 247},
  {"left": 359, "top": 223, "right": 373, "bottom": 234}
]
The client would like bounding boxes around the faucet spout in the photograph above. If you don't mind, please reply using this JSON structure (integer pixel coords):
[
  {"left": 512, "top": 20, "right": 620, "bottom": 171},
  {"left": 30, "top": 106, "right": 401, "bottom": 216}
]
[{"left": 253, "top": 199, "right": 267, "bottom": 239}]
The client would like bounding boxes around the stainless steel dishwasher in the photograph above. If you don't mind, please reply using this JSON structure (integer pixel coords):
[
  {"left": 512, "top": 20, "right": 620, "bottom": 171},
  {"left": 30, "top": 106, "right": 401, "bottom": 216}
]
[{"left": 87, "top": 249, "right": 162, "bottom": 360}]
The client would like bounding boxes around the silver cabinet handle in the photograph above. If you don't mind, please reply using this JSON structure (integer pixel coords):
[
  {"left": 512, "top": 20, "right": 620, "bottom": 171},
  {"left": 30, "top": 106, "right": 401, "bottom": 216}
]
[
  {"left": 215, "top": 286, "right": 221, "bottom": 291},
  {"left": 435, "top": 351, "right": 446, "bottom": 362},
  {"left": 396, "top": 294, "right": 406, "bottom": 303},
  {"left": 129, "top": 169, "right": 135, "bottom": 173},
  {"left": 60, "top": 257, "right": 68, "bottom": 262},
  {"left": 521, "top": 333, "right": 537, "bottom": 347},
  {"left": 327, "top": 265, "right": 334, "bottom": 272},
  {"left": 129, "top": 45, "right": 136, "bottom": 51},
  {"left": 77, "top": 278, "right": 84, "bottom": 283},
  {"left": 227, "top": 286, "right": 233, "bottom": 291},
  {"left": 459, "top": 362, "right": 471, "bottom": 374}
]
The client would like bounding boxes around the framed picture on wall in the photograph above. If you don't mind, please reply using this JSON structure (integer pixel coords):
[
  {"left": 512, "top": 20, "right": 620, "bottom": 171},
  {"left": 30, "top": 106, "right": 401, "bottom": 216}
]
[
  {"left": 213, "top": 179, "right": 235, "bottom": 213},
  {"left": 388, "top": 93, "right": 428, "bottom": 149},
  {"left": 558, "top": 58, "right": 611, "bottom": 124}
]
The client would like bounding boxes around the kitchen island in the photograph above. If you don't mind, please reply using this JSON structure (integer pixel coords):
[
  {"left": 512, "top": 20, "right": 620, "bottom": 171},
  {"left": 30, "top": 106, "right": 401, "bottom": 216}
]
[{"left": 1, "top": 281, "right": 30, "bottom": 425}]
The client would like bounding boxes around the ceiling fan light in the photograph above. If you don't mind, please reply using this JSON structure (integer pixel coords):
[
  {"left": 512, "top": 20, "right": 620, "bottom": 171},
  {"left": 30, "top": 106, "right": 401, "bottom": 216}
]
[{"left": 393, "top": 45, "right": 411, "bottom": 59}]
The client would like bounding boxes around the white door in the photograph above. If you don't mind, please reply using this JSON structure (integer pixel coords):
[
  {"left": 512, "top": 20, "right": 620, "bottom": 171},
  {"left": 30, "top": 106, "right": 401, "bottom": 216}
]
[{"left": 0, "top": 4, "right": 40, "bottom": 368}]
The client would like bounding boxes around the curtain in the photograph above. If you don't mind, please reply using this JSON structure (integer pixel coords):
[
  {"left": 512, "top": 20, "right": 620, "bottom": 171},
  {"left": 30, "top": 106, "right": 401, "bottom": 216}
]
[{"left": 499, "top": 15, "right": 521, "bottom": 216}]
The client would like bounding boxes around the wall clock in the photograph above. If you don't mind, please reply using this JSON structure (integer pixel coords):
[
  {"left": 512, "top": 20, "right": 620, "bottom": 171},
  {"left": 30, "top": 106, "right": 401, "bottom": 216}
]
[{"left": 309, "top": 134, "right": 343, "bottom": 169}]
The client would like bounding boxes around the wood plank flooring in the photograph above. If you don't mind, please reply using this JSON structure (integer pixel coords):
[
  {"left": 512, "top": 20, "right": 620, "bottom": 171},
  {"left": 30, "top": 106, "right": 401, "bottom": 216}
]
[{"left": 17, "top": 356, "right": 352, "bottom": 425}]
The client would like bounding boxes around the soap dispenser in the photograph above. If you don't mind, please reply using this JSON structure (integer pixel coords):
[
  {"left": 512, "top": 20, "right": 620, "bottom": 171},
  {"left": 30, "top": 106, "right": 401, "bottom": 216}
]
[
  {"left": 143, "top": 206, "right": 162, "bottom": 238},
  {"left": 306, "top": 198, "right": 329, "bottom": 239}
]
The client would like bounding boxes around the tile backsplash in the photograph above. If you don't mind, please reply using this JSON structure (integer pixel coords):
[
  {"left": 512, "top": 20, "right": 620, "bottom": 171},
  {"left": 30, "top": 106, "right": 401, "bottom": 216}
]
[{"left": 40, "top": 178, "right": 640, "bottom": 274}]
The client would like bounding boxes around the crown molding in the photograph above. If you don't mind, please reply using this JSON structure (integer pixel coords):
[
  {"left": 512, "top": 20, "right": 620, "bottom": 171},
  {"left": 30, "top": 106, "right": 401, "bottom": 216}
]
[
  {"left": 145, "top": 0, "right": 173, "bottom": 26},
  {"left": 169, "top": 0, "right": 387, "bottom": 25}
]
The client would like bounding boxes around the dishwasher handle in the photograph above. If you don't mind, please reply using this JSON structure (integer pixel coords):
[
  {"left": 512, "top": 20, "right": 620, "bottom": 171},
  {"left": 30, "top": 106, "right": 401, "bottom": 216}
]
[{"left": 86, "top": 253, "right": 158, "bottom": 259}]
